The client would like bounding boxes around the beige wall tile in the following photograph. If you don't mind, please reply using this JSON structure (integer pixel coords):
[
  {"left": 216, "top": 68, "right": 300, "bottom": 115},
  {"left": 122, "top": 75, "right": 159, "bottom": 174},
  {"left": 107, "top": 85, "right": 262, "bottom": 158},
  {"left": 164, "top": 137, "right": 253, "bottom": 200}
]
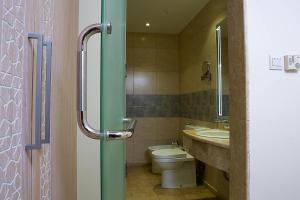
[
  {"left": 156, "top": 118, "right": 180, "bottom": 141},
  {"left": 126, "top": 140, "right": 135, "bottom": 163},
  {"left": 133, "top": 33, "right": 156, "bottom": 48},
  {"left": 133, "top": 72, "right": 157, "bottom": 95},
  {"left": 127, "top": 33, "right": 180, "bottom": 97},
  {"left": 133, "top": 48, "right": 156, "bottom": 71},
  {"left": 126, "top": 33, "right": 134, "bottom": 48},
  {"left": 126, "top": 47, "right": 135, "bottom": 68},
  {"left": 126, "top": 70, "right": 134, "bottom": 95},
  {"left": 157, "top": 72, "right": 179, "bottom": 95},
  {"left": 133, "top": 139, "right": 157, "bottom": 163},
  {"left": 133, "top": 118, "right": 157, "bottom": 141},
  {"left": 155, "top": 140, "right": 175, "bottom": 146},
  {"left": 155, "top": 34, "right": 178, "bottom": 49},
  {"left": 156, "top": 49, "right": 179, "bottom": 71}
]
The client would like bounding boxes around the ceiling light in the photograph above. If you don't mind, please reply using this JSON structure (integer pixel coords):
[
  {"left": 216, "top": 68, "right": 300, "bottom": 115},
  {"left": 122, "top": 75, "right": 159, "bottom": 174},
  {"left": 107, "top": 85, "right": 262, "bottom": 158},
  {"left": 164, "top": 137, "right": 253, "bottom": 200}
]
[{"left": 145, "top": 22, "right": 150, "bottom": 27}]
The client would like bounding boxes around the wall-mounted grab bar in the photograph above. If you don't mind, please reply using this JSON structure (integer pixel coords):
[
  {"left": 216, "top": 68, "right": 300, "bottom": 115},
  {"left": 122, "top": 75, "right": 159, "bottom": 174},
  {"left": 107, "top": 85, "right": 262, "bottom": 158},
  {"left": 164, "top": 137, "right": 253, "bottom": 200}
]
[{"left": 26, "top": 33, "right": 52, "bottom": 150}]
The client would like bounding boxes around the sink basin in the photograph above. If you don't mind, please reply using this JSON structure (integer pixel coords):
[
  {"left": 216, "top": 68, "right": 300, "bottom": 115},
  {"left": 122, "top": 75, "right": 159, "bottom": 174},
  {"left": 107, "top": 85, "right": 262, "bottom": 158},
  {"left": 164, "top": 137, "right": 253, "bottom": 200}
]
[
  {"left": 195, "top": 129, "right": 229, "bottom": 139},
  {"left": 185, "top": 125, "right": 210, "bottom": 131},
  {"left": 193, "top": 127, "right": 210, "bottom": 131}
]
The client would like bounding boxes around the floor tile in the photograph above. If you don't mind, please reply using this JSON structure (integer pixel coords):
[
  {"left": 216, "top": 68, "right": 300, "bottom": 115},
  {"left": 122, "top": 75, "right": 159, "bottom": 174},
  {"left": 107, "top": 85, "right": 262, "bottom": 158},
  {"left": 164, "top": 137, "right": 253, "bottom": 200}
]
[{"left": 126, "top": 165, "right": 217, "bottom": 200}]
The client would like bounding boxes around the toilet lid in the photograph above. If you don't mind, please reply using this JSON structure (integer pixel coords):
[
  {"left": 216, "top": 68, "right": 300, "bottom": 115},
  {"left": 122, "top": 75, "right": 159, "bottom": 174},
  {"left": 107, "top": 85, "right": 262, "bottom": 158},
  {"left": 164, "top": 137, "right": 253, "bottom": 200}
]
[{"left": 152, "top": 148, "right": 187, "bottom": 159}]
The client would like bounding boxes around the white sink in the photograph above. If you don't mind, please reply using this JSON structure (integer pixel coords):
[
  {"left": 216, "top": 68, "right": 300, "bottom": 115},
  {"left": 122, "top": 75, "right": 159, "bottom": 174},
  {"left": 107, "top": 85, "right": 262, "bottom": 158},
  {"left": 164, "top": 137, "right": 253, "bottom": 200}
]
[{"left": 195, "top": 129, "right": 229, "bottom": 139}]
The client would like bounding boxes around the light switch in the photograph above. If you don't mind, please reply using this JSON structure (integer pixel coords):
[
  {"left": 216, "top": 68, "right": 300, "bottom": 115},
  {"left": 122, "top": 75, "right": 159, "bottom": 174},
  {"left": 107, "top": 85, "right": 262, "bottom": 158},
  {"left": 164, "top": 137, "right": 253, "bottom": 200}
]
[{"left": 269, "top": 55, "right": 283, "bottom": 70}]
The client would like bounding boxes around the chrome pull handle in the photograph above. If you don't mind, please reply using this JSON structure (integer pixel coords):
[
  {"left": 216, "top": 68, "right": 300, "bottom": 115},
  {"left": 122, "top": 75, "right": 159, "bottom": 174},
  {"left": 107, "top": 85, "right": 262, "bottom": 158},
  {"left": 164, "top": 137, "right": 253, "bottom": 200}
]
[
  {"left": 42, "top": 41, "right": 52, "bottom": 144},
  {"left": 77, "top": 23, "right": 103, "bottom": 139},
  {"left": 26, "top": 33, "right": 44, "bottom": 150},
  {"left": 106, "top": 118, "right": 137, "bottom": 140}
]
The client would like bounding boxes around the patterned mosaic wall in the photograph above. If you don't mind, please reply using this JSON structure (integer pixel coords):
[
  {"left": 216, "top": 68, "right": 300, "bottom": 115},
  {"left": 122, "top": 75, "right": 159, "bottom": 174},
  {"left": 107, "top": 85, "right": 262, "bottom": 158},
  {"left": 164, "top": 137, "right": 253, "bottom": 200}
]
[
  {"left": 0, "top": 0, "right": 53, "bottom": 199},
  {"left": 0, "top": 0, "right": 25, "bottom": 199},
  {"left": 126, "top": 95, "right": 180, "bottom": 117},
  {"left": 180, "top": 91, "right": 216, "bottom": 121}
]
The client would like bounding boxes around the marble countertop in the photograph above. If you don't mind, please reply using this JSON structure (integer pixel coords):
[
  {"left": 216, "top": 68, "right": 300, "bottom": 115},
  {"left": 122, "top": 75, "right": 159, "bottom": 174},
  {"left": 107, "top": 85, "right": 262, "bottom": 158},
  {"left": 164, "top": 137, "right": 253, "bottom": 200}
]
[{"left": 182, "top": 130, "right": 230, "bottom": 149}]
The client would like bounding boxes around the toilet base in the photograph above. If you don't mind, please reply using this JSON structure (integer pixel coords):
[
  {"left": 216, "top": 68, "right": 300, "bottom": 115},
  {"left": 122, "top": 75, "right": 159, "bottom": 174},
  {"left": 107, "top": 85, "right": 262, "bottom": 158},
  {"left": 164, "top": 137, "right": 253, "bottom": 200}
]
[{"left": 161, "top": 161, "right": 196, "bottom": 188}]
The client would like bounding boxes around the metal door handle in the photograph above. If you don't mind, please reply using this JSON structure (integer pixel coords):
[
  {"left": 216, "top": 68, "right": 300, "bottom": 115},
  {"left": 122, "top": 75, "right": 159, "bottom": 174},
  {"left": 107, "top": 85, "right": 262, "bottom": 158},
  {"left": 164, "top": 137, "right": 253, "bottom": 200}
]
[
  {"left": 106, "top": 118, "right": 137, "bottom": 140},
  {"left": 26, "top": 33, "right": 43, "bottom": 150},
  {"left": 77, "top": 23, "right": 136, "bottom": 140},
  {"left": 77, "top": 23, "right": 102, "bottom": 139},
  {"left": 42, "top": 41, "right": 52, "bottom": 144},
  {"left": 26, "top": 33, "right": 52, "bottom": 150}
]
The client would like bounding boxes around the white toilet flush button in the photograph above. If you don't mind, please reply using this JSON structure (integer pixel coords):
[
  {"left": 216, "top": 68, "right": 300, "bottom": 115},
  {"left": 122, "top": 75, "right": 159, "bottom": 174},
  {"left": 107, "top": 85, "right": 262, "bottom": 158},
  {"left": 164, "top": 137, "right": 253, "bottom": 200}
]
[{"left": 284, "top": 55, "right": 300, "bottom": 72}]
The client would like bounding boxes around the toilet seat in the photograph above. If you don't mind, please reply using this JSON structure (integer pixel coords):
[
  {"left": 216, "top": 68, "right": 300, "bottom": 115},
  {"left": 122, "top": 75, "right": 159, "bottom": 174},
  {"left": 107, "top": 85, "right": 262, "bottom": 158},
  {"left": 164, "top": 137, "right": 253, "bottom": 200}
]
[
  {"left": 152, "top": 148, "right": 194, "bottom": 161},
  {"left": 148, "top": 145, "right": 179, "bottom": 174}
]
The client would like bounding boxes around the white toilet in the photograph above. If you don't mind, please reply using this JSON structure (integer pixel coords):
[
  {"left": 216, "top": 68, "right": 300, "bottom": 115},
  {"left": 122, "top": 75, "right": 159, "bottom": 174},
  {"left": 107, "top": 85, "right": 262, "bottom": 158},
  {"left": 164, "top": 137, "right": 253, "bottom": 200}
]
[
  {"left": 152, "top": 148, "right": 196, "bottom": 188},
  {"left": 148, "top": 144, "right": 178, "bottom": 174}
]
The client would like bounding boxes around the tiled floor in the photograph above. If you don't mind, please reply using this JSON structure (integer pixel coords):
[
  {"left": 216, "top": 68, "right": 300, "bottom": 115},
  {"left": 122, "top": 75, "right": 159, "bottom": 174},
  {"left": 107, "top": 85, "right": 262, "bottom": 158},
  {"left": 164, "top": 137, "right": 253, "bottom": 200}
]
[{"left": 126, "top": 165, "right": 217, "bottom": 200}]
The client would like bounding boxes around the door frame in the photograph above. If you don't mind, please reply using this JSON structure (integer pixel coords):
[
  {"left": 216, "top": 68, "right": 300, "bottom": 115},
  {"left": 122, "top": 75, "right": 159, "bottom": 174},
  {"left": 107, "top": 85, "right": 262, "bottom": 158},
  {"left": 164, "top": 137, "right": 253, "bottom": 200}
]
[{"left": 227, "top": 0, "right": 248, "bottom": 199}]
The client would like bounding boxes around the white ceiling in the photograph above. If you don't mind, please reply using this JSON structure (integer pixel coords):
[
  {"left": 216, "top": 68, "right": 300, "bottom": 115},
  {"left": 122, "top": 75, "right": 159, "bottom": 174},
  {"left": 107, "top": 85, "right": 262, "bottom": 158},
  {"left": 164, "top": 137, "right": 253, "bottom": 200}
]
[{"left": 127, "top": 0, "right": 210, "bottom": 34}]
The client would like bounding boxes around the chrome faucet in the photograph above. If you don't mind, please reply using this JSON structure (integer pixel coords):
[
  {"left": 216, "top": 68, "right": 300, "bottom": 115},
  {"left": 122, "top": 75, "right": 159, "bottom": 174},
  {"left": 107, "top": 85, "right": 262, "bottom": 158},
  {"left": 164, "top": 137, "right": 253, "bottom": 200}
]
[
  {"left": 215, "top": 119, "right": 230, "bottom": 130},
  {"left": 223, "top": 121, "right": 230, "bottom": 130}
]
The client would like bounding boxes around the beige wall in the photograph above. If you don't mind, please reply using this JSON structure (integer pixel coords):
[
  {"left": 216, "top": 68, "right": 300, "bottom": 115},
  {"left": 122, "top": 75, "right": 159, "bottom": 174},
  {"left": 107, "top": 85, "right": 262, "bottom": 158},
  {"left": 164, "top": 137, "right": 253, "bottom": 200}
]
[
  {"left": 179, "top": 0, "right": 227, "bottom": 94},
  {"left": 77, "top": 0, "right": 101, "bottom": 199},
  {"left": 126, "top": 33, "right": 181, "bottom": 164},
  {"left": 126, "top": 32, "right": 180, "bottom": 95},
  {"left": 178, "top": 0, "right": 229, "bottom": 199}
]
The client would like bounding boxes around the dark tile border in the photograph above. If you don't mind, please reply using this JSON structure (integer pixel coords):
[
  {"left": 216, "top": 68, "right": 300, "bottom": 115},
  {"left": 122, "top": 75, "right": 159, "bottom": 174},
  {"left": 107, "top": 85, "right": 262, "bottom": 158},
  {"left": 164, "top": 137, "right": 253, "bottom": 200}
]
[{"left": 126, "top": 90, "right": 229, "bottom": 121}]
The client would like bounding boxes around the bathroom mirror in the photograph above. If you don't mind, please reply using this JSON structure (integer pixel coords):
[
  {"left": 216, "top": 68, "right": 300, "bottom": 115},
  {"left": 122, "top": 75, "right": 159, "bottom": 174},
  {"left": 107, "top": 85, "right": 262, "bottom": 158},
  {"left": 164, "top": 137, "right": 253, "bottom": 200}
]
[{"left": 216, "top": 19, "right": 229, "bottom": 119}]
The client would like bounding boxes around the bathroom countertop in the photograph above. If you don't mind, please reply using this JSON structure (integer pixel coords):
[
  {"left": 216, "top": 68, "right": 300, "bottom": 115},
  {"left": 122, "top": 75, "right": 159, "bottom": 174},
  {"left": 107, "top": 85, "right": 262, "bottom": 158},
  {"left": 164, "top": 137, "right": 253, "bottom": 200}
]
[
  {"left": 182, "top": 130, "right": 230, "bottom": 172},
  {"left": 182, "top": 130, "right": 230, "bottom": 149}
]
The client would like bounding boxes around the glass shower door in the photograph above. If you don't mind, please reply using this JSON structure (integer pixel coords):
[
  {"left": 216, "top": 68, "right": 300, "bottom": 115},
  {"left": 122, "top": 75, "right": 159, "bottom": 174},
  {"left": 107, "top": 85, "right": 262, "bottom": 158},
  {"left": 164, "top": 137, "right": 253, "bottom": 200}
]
[{"left": 100, "top": 0, "right": 127, "bottom": 199}]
